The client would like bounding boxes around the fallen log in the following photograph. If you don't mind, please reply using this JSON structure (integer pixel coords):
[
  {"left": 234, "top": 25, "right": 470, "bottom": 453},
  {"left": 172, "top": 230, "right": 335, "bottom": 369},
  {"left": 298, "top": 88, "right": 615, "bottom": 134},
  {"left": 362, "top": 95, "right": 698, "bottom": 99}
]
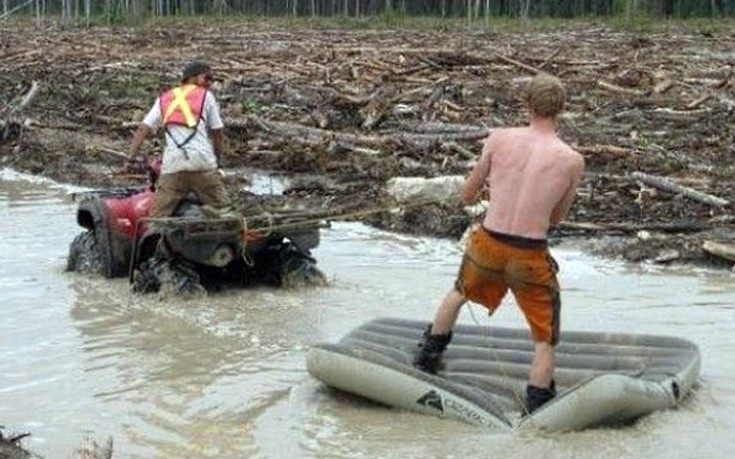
[
  {"left": 361, "top": 84, "right": 398, "bottom": 129},
  {"left": 576, "top": 144, "right": 630, "bottom": 159},
  {"left": 94, "top": 146, "right": 130, "bottom": 161},
  {"left": 686, "top": 93, "right": 712, "bottom": 109},
  {"left": 8, "top": 81, "right": 40, "bottom": 116},
  {"left": 385, "top": 121, "right": 488, "bottom": 135},
  {"left": 685, "top": 77, "right": 729, "bottom": 108},
  {"left": 386, "top": 175, "right": 464, "bottom": 204},
  {"left": 653, "top": 78, "right": 675, "bottom": 94},
  {"left": 538, "top": 48, "right": 561, "bottom": 70},
  {"left": 631, "top": 171, "right": 729, "bottom": 207},
  {"left": 247, "top": 118, "right": 387, "bottom": 148},
  {"left": 440, "top": 141, "right": 476, "bottom": 160},
  {"left": 452, "top": 199, "right": 712, "bottom": 234},
  {"left": 244, "top": 118, "right": 488, "bottom": 151},
  {"left": 492, "top": 53, "right": 542, "bottom": 75},
  {"left": 597, "top": 81, "right": 647, "bottom": 97},
  {"left": 556, "top": 221, "right": 712, "bottom": 234},
  {"left": 1, "top": 80, "right": 40, "bottom": 142},
  {"left": 0, "top": 48, "right": 41, "bottom": 62},
  {"left": 702, "top": 240, "right": 735, "bottom": 262},
  {"left": 649, "top": 107, "right": 711, "bottom": 121}
]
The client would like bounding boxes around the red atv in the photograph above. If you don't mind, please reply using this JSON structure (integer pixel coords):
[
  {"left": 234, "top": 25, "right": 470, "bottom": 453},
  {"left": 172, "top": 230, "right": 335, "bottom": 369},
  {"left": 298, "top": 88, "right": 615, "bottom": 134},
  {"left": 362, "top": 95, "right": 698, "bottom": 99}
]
[{"left": 67, "top": 158, "right": 325, "bottom": 293}]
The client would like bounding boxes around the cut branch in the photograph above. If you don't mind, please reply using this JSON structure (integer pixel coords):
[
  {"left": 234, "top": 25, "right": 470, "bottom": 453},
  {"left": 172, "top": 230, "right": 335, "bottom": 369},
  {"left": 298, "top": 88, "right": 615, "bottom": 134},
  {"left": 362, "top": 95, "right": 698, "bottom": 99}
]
[
  {"left": 13, "top": 81, "right": 40, "bottom": 115},
  {"left": 653, "top": 79, "right": 675, "bottom": 94},
  {"left": 492, "top": 53, "right": 543, "bottom": 74},
  {"left": 631, "top": 171, "right": 729, "bottom": 207},
  {"left": 576, "top": 144, "right": 630, "bottom": 159},
  {"left": 242, "top": 118, "right": 488, "bottom": 151},
  {"left": 702, "top": 240, "right": 735, "bottom": 262},
  {"left": 597, "top": 80, "right": 647, "bottom": 96},
  {"left": 649, "top": 107, "right": 710, "bottom": 121},
  {"left": 2, "top": 80, "right": 41, "bottom": 142},
  {"left": 557, "top": 220, "right": 712, "bottom": 234}
]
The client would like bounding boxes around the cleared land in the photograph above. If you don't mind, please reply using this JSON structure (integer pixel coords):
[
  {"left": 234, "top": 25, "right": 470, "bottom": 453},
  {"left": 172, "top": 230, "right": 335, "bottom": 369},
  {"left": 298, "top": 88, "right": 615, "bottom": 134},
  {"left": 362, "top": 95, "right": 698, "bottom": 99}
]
[{"left": 2, "top": 21, "right": 735, "bottom": 268}]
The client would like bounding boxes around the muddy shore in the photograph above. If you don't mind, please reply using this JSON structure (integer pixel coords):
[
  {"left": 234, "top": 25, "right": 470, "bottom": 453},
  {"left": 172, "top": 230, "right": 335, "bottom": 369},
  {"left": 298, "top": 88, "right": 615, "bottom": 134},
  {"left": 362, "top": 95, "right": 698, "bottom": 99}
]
[{"left": 2, "top": 21, "right": 735, "bottom": 270}]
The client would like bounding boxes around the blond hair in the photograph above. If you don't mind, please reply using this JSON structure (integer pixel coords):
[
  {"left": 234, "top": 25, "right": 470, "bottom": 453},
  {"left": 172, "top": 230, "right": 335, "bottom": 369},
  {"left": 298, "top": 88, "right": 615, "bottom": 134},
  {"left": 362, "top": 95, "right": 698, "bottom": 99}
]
[{"left": 526, "top": 74, "right": 566, "bottom": 118}]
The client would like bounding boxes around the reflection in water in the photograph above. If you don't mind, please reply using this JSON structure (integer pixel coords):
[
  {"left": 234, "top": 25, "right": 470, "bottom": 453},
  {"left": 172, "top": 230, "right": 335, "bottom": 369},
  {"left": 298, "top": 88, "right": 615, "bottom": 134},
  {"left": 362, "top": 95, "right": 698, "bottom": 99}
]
[{"left": 2, "top": 172, "right": 735, "bottom": 458}]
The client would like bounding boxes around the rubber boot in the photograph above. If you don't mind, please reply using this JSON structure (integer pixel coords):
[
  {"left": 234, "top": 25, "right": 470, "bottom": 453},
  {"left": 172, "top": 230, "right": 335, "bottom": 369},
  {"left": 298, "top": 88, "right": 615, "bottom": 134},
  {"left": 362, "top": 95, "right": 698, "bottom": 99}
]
[
  {"left": 525, "top": 380, "right": 556, "bottom": 415},
  {"left": 413, "top": 324, "right": 453, "bottom": 374}
]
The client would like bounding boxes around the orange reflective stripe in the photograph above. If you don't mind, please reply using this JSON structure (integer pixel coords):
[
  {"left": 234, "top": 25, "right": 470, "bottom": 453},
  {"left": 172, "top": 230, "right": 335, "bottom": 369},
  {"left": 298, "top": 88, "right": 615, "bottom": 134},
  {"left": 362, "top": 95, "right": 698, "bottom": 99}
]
[{"left": 162, "top": 85, "right": 198, "bottom": 128}]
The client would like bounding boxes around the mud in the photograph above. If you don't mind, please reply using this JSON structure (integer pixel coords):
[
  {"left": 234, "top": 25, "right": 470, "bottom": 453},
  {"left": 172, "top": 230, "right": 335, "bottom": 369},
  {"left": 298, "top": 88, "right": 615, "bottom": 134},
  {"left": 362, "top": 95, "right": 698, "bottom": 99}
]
[{"left": 2, "top": 22, "right": 735, "bottom": 269}]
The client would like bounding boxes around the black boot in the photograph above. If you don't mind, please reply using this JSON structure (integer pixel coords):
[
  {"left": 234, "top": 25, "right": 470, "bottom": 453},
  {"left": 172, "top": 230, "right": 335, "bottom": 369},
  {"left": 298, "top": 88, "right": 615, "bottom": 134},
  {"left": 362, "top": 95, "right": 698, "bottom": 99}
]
[
  {"left": 413, "top": 324, "right": 453, "bottom": 374},
  {"left": 525, "top": 380, "right": 556, "bottom": 414}
]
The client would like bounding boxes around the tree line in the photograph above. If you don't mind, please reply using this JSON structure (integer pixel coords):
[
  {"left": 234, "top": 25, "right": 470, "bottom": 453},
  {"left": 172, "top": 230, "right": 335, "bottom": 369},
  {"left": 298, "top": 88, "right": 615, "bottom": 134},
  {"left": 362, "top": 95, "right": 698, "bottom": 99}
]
[{"left": 2, "top": 0, "right": 734, "bottom": 23}]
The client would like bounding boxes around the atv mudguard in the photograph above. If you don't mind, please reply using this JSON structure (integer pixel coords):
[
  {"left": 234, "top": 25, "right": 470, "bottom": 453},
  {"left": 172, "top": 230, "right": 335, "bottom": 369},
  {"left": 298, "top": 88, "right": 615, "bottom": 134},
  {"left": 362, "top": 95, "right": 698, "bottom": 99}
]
[{"left": 76, "top": 196, "right": 131, "bottom": 278}]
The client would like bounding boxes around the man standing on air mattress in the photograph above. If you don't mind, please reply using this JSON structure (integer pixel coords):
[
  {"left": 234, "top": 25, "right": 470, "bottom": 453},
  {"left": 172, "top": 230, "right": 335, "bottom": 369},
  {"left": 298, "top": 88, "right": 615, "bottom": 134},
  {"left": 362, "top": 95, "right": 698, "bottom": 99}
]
[{"left": 413, "top": 74, "right": 585, "bottom": 414}]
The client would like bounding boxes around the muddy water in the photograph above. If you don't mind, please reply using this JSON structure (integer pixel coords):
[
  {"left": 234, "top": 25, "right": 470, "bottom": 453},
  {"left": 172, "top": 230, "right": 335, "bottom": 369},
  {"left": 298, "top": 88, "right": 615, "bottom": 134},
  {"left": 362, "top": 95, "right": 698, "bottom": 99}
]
[{"left": 1, "top": 170, "right": 734, "bottom": 459}]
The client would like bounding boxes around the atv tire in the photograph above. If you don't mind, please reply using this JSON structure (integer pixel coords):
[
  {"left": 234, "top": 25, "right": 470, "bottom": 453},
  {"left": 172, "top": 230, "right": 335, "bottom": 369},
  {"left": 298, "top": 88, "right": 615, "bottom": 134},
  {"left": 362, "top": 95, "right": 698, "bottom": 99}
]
[
  {"left": 281, "top": 253, "right": 327, "bottom": 288},
  {"left": 256, "top": 243, "right": 326, "bottom": 288},
  {"left": 132, "top": 256, "right": 206, "bottom": 295},
  {"left": 67, "top": 231, "right": 106, "bottom": 276}
]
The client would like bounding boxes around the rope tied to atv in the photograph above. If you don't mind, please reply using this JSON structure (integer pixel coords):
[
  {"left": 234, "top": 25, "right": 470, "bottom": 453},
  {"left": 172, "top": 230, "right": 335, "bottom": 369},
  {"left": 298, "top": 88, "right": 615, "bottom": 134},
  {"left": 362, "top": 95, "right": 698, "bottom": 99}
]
[{"left": 241, "top": 195, "right": 463, "bottom": 234}]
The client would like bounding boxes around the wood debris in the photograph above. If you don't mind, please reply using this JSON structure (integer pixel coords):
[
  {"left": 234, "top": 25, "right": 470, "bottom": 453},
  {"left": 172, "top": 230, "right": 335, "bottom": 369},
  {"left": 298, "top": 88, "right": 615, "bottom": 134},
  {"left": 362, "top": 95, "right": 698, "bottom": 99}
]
[{"left": 1, "top": 23, "right": 735, "bottom": 268}]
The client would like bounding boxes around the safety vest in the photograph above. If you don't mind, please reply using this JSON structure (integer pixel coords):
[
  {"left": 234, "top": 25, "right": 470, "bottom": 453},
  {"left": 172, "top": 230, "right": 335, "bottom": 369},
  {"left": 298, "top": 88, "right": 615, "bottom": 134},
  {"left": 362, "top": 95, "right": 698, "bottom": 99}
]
[{"left": 159, "top": 84, "right": 207, "bottom": 128}]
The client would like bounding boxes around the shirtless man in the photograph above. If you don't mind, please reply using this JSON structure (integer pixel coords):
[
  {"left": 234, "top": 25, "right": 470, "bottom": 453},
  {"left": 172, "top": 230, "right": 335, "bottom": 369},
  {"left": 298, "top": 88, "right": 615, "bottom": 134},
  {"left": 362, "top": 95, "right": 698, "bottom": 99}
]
[{"left": 413, "top": 74, "right": 585, "bottom": 414}]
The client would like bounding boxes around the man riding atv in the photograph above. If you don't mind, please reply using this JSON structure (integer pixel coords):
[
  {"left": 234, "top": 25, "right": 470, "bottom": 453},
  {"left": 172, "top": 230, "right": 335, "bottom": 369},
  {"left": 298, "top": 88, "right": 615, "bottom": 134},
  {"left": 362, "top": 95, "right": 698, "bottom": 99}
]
[
  {"left": 67, "top": 156, "right": 325, "bottom": 294},
  {"left": 67, "top": 60, "right": 325, "bottom": 293},
  {"left": 127, "top": 59, "right": 237, "bottom": 220}
]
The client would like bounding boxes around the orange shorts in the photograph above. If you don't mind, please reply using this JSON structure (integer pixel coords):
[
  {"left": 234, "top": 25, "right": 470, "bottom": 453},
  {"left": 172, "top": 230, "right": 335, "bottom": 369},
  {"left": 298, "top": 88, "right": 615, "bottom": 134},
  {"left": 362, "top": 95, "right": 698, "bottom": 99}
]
[{"left": 455, "top": 227, "right": 561, "bottom": 345}]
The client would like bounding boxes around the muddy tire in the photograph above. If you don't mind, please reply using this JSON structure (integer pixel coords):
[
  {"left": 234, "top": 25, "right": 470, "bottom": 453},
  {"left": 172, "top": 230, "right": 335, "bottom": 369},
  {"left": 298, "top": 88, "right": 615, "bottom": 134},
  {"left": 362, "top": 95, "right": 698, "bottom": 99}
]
[
  {"left": 132, "top": 257, "right": 206, "bottom": 295},
  {"left": 281, "top": 253, "right": 327, "bottom": 288},
  {"left": 256, "top": 243, "right": 326, "bottom": 288},
  {"left": 66, "top": 231, "right": 106, "bottom": 276}
]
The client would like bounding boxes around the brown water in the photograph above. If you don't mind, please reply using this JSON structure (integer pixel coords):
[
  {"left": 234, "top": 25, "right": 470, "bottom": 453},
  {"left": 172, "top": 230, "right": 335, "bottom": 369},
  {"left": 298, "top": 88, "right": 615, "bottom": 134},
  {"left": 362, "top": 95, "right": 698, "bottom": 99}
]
[{"left": 1, "top": 170, "right": 734, "bottom": 459}]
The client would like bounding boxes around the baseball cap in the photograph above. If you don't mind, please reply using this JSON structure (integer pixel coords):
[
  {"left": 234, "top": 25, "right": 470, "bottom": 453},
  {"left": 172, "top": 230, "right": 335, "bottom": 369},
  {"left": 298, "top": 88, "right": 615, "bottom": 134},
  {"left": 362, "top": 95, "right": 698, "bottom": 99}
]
[{"left": 182, "top": 60, "right": 212, "bottom": 82}]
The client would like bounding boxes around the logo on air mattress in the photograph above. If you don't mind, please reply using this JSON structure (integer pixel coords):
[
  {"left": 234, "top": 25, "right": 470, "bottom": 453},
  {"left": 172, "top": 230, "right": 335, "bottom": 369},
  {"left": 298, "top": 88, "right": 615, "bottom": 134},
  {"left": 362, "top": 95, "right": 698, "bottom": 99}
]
[
  {"left": 416, "top": 390, "right": 444, "bottom": 413},
  {"left": 417, "top": 389, "right": 487, "bottom": 425}
]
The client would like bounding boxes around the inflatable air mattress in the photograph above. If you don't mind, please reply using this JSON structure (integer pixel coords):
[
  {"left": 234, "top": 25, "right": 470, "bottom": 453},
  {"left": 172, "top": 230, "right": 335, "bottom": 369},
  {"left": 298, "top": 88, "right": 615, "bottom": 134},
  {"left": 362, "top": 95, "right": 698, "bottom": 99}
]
[{"left": 306, "top": 317, "right": 700, "bottom": 431}]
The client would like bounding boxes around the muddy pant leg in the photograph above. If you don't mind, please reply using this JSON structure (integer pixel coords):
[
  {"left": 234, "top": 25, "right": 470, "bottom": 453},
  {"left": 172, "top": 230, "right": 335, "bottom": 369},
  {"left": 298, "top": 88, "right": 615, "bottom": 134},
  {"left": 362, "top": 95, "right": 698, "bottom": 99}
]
[
  {"left": 194, "top": 170, "right": 238, "bottom": 218},
  {"left": 152, "top": 173, "right": 189, "bottom": 218}
]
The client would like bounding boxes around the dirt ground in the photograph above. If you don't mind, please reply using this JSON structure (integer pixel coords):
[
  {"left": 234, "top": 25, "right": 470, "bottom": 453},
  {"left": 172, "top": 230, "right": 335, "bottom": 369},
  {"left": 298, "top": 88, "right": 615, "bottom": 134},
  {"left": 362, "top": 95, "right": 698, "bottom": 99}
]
[{"left": 2, "top": 21, "right": 735, "bottom": 271}]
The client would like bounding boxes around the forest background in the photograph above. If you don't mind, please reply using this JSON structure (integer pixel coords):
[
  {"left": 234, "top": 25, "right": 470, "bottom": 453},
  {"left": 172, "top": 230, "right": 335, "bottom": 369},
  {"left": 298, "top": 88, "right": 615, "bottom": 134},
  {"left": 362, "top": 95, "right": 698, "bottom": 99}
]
[{"left": 2, "top": 0, "right": 735, "bottom": 25}]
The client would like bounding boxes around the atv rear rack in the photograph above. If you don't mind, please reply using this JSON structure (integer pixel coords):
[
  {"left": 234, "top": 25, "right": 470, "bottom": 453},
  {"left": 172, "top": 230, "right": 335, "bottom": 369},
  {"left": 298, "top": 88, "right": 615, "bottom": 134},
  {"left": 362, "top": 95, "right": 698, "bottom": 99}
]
[{"left": 144, "top": 216, "right": 244, "bottom": 239}]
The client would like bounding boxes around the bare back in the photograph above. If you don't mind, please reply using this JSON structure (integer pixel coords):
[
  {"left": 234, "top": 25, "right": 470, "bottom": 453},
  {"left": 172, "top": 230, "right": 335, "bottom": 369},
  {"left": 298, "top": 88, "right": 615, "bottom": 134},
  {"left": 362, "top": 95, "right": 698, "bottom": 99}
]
[{"left": 464, "top": 125, "right": 584, "bottom": 240}]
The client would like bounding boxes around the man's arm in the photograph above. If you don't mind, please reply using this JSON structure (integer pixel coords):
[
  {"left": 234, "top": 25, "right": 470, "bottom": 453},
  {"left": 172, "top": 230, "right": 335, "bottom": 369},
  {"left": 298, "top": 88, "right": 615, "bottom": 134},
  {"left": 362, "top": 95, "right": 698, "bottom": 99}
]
[
  {"left": 128, "top": 123, "right": 150, "bottom": 163},
  {"left": 460, "top": 134, "right": 493, "bottom": 205},
  {"left": 550, "top": 154, "right": 585, "bottom": 224},
  {"left": 205, "top": 92, "right": 225, "bottom": 165},
  {"left": 128, "top": 101, "right": 160, "bottom": 165},
  {"left": 209, "top": 128, "right": 224, "bottom": 164}
]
